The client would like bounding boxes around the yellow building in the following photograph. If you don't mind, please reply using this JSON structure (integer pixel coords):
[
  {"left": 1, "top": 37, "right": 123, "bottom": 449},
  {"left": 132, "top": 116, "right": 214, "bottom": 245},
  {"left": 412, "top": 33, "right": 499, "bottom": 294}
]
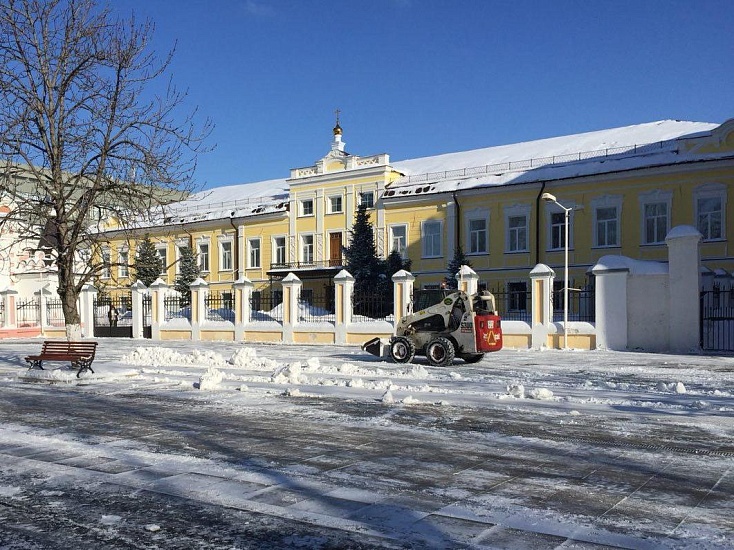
[{"left": 102, "top": 117, "right": 734, "bottom": 322}]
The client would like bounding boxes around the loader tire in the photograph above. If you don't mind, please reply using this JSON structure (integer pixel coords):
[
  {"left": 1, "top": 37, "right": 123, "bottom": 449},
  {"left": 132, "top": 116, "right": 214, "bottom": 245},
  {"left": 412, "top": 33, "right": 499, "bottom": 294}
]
[
  {"left": 425, "top": 336, "right": 455, "bottom": 367},
  {"left": 390, "top": 336, "right": 416, "bottom": 364},
  {"left": 460, "top": 353, "right": 484, "bottom": 364}
]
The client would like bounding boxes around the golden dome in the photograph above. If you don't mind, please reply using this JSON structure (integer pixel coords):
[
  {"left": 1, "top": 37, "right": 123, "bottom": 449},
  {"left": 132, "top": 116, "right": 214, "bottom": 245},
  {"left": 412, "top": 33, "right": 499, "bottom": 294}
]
[{"left": 333, "top": 123, "right": 342, "bottom": 136}]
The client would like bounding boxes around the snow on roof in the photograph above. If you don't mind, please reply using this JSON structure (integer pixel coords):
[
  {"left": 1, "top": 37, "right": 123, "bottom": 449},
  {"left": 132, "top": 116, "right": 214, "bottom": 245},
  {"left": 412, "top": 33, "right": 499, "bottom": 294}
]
[{"left": 390, "top": 120, "right": 716, "bottom": 177}]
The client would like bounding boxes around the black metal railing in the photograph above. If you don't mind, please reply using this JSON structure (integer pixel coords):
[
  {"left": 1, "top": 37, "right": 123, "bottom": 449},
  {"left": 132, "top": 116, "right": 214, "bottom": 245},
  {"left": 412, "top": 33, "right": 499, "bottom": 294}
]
[
  {"left": 163, "top": 295, "right": 189, "bottom": 321},
  {"left": 298, "top": 291, "right": 335, "bottom": 323},
  {"left": 352, "top": 292, "right": 393, "bottom": 322},
  {"left": 16, "top": 299, "right": 40, "bottom": 327},
  {"left": 700, "top": 289, "right": 734, "bottom": 352},
  {"left": 249, "top": 292, "right": 283, "bottom": 322},
  {"left": 491, "top": 288, "right": 531, "bottom": 322},
  {"left": 46, "top": 299, "right": 65, "bottom": 327},
  {"left": 552, "top": 288, "right": 596, "bottom": 323},
  {"left": 270, "top": 259, "right": 343, "bottom": 271},
  {"left": 205, "top": 293, "right": 235, "bottom": 322}
]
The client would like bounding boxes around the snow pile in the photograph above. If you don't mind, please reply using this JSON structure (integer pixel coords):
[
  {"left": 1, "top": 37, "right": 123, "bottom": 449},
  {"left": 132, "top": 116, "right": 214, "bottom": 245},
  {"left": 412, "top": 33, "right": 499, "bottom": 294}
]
[
  {"left": 656, "top": 381, "right": 687, "bottom": 394},
  {"left": 228, "top": 347, "right": 278, "bottom": 370},
  {"left": 528, "top": 388, "right": 554, "bottom": 400},
  {"left": 198, "top": 367, "right": 223, "bottom": 390},
  {"left": 507, "top": 383, "right": 525, "bottom": 398},
  {"left": 123, "top": 347, "right": 227, "bottom": 367},
  {"left": 381, "top": 390, "right": 395, "bottom": 404},
  {"left": 271, "top": 362, "right": 306, "bottom": 384}
]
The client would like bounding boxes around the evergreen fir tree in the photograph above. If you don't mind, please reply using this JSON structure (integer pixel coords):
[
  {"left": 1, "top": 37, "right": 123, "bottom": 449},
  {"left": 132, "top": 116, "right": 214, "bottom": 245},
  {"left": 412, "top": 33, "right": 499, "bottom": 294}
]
[
  {"left": 343, "top": 204, "right": 381, "bottom": 295},
  {"left": 133, "top": 234, "right": 163, "bottom": 287},
  {"left": 174, "top": 247, "right": 200, "bottom": 306},
  {"left": 444, "top": 245, "right": 471, "bottom": 289}
]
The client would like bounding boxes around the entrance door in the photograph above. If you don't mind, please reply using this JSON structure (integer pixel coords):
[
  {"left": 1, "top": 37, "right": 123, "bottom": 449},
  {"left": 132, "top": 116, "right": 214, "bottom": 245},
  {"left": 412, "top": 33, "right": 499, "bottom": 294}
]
[{"left": 329, "top": 233, "right": 343, "bottom": 267}]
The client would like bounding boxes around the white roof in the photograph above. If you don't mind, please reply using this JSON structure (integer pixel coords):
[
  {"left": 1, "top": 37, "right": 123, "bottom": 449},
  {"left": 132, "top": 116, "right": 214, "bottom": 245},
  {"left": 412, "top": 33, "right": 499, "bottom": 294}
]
[{"left": 161, "top": 120, "right": 721, "bottom": 221}]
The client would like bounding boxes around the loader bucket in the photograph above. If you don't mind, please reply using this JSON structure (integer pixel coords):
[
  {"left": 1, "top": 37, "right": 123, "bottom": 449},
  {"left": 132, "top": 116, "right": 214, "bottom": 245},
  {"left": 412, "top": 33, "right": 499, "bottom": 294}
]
[{"left": 362, "top": 337, "right": 383, "bottom": 357}]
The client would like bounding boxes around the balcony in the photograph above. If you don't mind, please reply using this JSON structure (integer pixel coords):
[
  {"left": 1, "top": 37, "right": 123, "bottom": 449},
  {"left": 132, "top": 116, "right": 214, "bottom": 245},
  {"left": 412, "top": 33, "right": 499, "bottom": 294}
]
[{"left": 268, "top": 259, "right": 344, "bottom": 279}]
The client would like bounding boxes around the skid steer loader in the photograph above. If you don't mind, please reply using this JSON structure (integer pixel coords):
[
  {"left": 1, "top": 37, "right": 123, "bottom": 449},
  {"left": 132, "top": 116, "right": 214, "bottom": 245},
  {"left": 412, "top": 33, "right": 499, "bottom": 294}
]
[{"left": 362, "top": 289, "right": 503, "bottom": 367}]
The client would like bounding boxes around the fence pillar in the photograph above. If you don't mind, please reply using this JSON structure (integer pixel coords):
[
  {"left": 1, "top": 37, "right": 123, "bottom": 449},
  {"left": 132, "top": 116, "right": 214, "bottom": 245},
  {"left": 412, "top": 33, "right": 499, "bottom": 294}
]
[
  {"left": 0, "top": 289, "right": 18, "bottom": 329},
  {"left": 149, "top": 278, "right": 168, "bottom": 341},
  {"left": 529, "top": 264, "right": 555, "bottom": 349},
  {"left": 189, "top": 277, "right": 208, "bottom": 341},
  {"left": 392, "top": 269, "right": 415, "bottom": 328},
  {"left": 281, "top": 273, "right": 301, "bottom": 344},
  {"left": 35, "top": 285, "right": 53, "bottom": 330},
  {"left": 591, "top": 258, "right": 629, "bottom": 350},
  {"left": 334, "top": 269, "right": 354, "bottom": 344},
  {"left": 131, "top": 281, "right": 146, "bottom": 339},
  {"left": 666, "top": 226, "right": 702, "bottom": 353},
  {"left": 456, "top": 265, "right": 479, "bottom": 295},
  {"left": 234, "top": 276, "right": 253, "bottom": 341},
  {"left": 79, "top": 284, "right": 97, "bottom": 339}
]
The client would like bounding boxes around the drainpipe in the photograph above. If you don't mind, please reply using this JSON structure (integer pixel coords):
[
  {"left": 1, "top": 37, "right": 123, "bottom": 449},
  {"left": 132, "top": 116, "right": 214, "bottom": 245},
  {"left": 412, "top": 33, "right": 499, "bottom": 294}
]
[
  {"left": 452, "top": 192, "right": 461, "bottom": 253},
  {"left": 229, "top": 212, "right": 239, "bottom": 280},
  {"left": 535, "top": 182, "right": 546, "bottom": 266}
]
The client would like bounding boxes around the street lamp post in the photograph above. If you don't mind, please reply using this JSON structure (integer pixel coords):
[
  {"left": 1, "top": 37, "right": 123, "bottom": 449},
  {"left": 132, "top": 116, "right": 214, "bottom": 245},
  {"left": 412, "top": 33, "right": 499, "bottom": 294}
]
[{"left": 541, "top": 192, "right": 571, "bottom": 350}]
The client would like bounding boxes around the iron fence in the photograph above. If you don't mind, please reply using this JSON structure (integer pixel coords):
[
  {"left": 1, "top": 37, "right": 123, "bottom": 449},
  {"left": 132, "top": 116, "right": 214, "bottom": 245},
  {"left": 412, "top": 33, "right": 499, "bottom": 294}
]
[
  {"left": 700, "top": 289, "right": 734, "bottom": 352},
  {"left": 16, "top": 299, "right": 40, "bottom": 327},
  {"left": 352, "top": 291, "right": 393, "bottom": 322},
  {"left": 205, "top": 292, "right": 235, "bottom": 322},
  {"left": 46, "top": 299, "right": 65, "bottom": 327},
  {"left": 249, "top": 291, "right": 283, "bottom": 322},
  {"left": 163, "top": 295, "right": 190, "bottom": 321},
  {"left": 490, "top": 288, "right": 531, "bottom": 322},
  {"left": 298, "top": 291, "right": 335, "bottom": 323},
  {"left": 552, "top": 288, "right": 596, "bottom": 323},
  {"left": 0, "top": 301, "right": 4, "bottom": 326}
]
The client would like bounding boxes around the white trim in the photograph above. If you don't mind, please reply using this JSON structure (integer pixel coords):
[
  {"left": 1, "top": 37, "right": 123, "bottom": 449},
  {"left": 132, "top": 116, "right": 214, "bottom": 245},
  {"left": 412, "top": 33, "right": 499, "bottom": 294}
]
[
  {"left": 247, "top": 237, "right": 261, "bottom": 269},
  {"left": 591, "top": 195, "right": 622, "bottom": 248},
  {"left": 421, "top": 219, "right": 443, "bottom": 258},
  {"left": 465, "top": 208, "right": 489, "bottom": 255},
  {"left": 272, "top": 235, "right": 287, "bottom": 266},
  {"left": 327, "top": 194, "right": 343, "bottom": 214},
  {"left": 504, "top": 204, "right": 531, "bottom": 253},
  {"left": 219, "top": 239, "right": 234, "bottom": 271},
  {"left": 639, "top": 189, "right": 673, "bottom": 245},
  {"left": 544, "top": 201, "right": 575, "bottom": 252},
  {"left": 694, "top": 183, "right": 726, "bottom": 242},
  {"left": 388, "top": 223, "right": 409, "bottom": 258},
  {"left": 300, "top": 233, "right": 315, "bottom": 264}
]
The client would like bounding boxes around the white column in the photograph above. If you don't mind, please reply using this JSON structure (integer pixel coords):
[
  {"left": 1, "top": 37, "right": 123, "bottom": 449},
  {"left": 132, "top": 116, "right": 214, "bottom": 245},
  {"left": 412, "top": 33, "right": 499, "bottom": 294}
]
[
  {"left": 392, "top": 269, "right": 415, "bottom": 328},
  {"left": 529, "top": 263, "right": 555, "bottom": 349},
  {"left": 334, "top": 269, "right": 354, "bottom": 344},
  {"left": 591, "top": 259, "right": 629, "bottom": 351},
  {"left": 666, "top": 226, "right": 702, "bottom": 353},
  {"left": 79, "top": 284, "right": 97, "bottom": 339},
  {"left": 149, "top": 278, "right": 168, "bottom": 341},
  {"left": 131, "top": 281, "right": 146, "bottom": 339},
  {"left": 455, "top": 265, "right": 479, "bottom": 296},
  {"left": 189, "top": 277, "right": 208, "bottom": 342},
  {"left": 281, "top": 273, "right": 302, "bottom": 344},
  {"left": 0, "top": 289, "right": 18, "bottom": 329},
  {"left": 234, "top": 276, "right": 253, "bottom": 341}
]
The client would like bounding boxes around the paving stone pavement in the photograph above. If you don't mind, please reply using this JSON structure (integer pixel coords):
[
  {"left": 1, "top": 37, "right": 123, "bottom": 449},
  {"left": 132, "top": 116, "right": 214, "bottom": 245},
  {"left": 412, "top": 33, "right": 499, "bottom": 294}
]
[{"left": 0, "top": 383, "right": 731, "bottom": 548}]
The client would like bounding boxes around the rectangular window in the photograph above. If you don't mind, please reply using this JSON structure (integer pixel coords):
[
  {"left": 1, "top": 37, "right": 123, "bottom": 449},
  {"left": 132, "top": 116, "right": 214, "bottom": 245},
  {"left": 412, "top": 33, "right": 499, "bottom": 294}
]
[
  {"left": 422, "top": 221, "right": 442, "bottom": 258},
  {"left": 118, "top": 250, "right": 129, "bottom": 278},
  {"left": 390, "top": 225, "right": 408, "bottom": 257},
  {"left": 301, "top": 235, "right": 314, "bottom": 264},
  {"left": 508, "top": 281, "right": 528, "bottom": 312},
  {"left": 468, "top": 218, "right": 488, "bottom": 254},
  {"left": 101, "top": 249, "right": 111, "bottom": 278},
  {"left": 550, "top": 212, "right": 566, "bottom": 250},
  {"left": 156, "top": 247, "right": 167, "bottom": 276},
  {"left": 198, "top": 243, "right": 209, "bottom": 272},
  {"left": 644, "top": 202, "right": 668, "bottom": 244},
  {"left": 220, "top": 241, "right": 232, "bottom": 271},
  {"left": 248, "top": 238, "right": 261, "bottom": 268},
  {"left": 329, "top": 195, "right": 343, "bottom": 214},
  {"left": 359, "top": 191, "right": 375, "bottom": 209},
  {"left": 300, "top": 199, "right": 314, "bottom": 216},
  {"left": 697, "top": 196, "right": 722, "bottom": 241},
  {"left": 273, "top": 237, "right": 286, "bottom": 266},
  {"left": 596, "top": 206, "right": 618, "bottom": 247},
  {"left": 508, "top": 215, "right": 528, "bottom": 252}
]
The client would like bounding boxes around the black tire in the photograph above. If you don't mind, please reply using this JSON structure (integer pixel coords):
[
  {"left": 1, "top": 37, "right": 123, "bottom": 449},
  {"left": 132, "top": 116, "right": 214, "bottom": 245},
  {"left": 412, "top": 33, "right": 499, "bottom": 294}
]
[
  {"left": 460, "top": 353, "right": 484, "bottom": 364},
  {"left": 425, "top": 336, "right": 455, "bottom": 367},
  {"left": 390, "top": 336, "right": 416, "bottom": 363}
]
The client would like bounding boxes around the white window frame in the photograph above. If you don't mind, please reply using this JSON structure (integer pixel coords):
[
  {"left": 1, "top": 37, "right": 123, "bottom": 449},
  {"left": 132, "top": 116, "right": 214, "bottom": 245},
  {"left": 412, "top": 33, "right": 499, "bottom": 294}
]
[
  {"left": 117, "top": 248, "right": 129, "bottom": 278},
  {"left": 639, "top": 190, "right": 672, "bottom": 245},
  {"left": 272, "top": 236, "right": 286, "bottom": 266},
  {"left": 101, "top": 247, "right": 111, "bottom": 279},
  {"left": 504, "top": 204, "right": 530, "bottom": 253},
  {"left": 219, "top": 240, "right": 233, "bottom": 271},
  {"left": 328, "top": 195, "right": 343, "bottom": 214},
  {"left": 301, "top": 234, "right": 314, "bottom": 264},
  {"left": 300, "top": 198, "right": 314, "bottom": 217},
  {"left": 359, "top": 191, "right": 375, "bottom": 209},
  {"left": 591, "top": 195, "right": 622, "bottom": 248},
  {"left": 694, "top": 184, "right": 726, "bottom": 242},
  {"left": 421, "top": 220, "right": 442, "bottom": 258},
  {"left": 466, "top": 212, "right": 489, "bottom": 255},
  {"left": 389, "top": 224, "right": 408, "bottom": 258},
  {"left": 197, "top": 241, "right": 210, "bottom": 272},
  {"left": 545, "top": 201, "right": 575, "bottom": 251},
  {"left": 155, "top": 245, "right": 167, "bottom": 276},
  {"left": 174, "top": 240, "right": 188, "bottom": 275},
  {"left": 248, "top": 237, "right": 261, "bottom": 269}
]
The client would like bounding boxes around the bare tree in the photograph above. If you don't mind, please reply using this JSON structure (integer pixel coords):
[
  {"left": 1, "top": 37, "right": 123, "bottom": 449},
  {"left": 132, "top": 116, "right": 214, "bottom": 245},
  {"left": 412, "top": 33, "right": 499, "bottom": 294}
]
[{"left": 0, "top": 0, "right": 211, "bottom": 335}]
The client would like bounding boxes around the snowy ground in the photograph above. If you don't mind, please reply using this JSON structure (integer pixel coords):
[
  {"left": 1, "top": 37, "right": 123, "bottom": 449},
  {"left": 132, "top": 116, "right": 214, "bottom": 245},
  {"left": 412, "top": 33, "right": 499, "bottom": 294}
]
[{"left": 0, "top": 338, "right": 732, "bottom": 549}]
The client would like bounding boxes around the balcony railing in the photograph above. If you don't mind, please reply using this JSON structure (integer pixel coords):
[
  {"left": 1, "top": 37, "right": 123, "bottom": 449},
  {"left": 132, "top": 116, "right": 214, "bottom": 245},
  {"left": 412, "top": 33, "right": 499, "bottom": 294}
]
[{"left": 270, "top": 259, "right": 344, "bottom": 271}]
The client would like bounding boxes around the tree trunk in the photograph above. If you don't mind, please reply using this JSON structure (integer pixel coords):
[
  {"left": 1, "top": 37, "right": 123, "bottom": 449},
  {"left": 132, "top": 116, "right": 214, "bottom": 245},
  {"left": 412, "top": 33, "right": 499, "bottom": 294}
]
[{"left": 57, "top": 255, "right": 82, "bottom": 340}]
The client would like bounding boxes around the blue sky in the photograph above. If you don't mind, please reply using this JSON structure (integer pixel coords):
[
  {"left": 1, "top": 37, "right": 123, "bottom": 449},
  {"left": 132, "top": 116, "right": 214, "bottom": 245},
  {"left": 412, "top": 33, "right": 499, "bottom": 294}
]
[{"left": 117, "top": 0, "right": 734, "bottom": 190}]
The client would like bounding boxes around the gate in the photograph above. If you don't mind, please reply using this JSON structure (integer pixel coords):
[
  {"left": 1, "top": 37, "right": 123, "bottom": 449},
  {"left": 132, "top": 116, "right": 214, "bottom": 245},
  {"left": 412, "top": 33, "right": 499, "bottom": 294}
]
[
  {"left": 142, "top": 295, "right": 152, "bottom": 339},
  {"left": 700, "top": 289, "right": 734, "bottom": 352},
  {"left": 93, "top": 294, "right": 133, "bottom": 337}
]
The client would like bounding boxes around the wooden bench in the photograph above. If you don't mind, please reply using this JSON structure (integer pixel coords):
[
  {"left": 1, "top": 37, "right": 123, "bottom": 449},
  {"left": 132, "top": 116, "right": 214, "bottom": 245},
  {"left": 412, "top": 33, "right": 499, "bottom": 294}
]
[{"left": 25, "top": 340, "right": 98, "bottom": 378}]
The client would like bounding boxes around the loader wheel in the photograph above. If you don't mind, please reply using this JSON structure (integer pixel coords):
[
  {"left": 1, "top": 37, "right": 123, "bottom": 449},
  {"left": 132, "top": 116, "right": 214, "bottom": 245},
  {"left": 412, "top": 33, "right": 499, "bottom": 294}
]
[
  {"left": 425, "top": 337, "right": 455, "bottom": 367},
  {"left": 460, "top": 353, "right": 484, "bottom": 364},
  {"left": 390, "top": 336, "right": 415, "bottom": 363}
]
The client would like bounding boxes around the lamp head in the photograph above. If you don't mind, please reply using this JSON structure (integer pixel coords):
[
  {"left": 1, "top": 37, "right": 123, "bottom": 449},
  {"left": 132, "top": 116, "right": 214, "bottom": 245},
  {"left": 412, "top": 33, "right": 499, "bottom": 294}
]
[{"left": 541, "top": 192, "right": 557, "bottom": 203}]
